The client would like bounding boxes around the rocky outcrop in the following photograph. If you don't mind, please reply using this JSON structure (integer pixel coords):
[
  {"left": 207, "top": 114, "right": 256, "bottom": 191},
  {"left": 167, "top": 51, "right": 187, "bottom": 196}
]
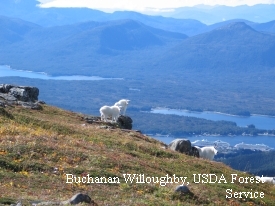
[
  {"left": 168, "top": 139, "right": 200, "bottom": 158},
  {"left": 189, "top": 146, "right": 200, "bottom": 157},
  {"left": 168, "top": 139, "right": 192, "bottom": 155},
  {"left": 0, "top": 84, "right": 42, "bottom": 109},
  {"left": 174, "top": 185, "right": 196, "bottom": 199},
  {"left": 117, "top": 115, "right": 133, "bottom": 130},
  {"left": 82, "top": 115, "right": 101, "bottom": 124},
  {"left": 83, "top": 114, "right": 133, "bottom": 130},
  {"left": 175, "top": 185, "right": 191, "bottom": 194},
  {"left": 68, "top": 193, "right": 94, "bottom": 205},
  {"left": 0, "top": 84, "right": 39, "bottom": 101}
]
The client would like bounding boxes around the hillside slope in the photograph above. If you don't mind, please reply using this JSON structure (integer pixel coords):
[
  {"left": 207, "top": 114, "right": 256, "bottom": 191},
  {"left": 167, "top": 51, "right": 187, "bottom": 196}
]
[
  {"left": 0, "top": 17, "right": 186, "bottom": 76},
  {"left": 157, "top": 22, "right": 275, "bottom": 73},
  {"left": 0, "top": 104, "right": 274, "bottom": 205},
  {"left": 0, "top": 15, "right": 40, "bottom": 45}
]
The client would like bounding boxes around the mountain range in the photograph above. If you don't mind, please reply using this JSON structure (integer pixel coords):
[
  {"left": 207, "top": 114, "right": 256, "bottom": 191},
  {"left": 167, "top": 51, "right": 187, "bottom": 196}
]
[
  {"left": 1, "top": 0, "right": 275, "bottom": 35},
  {"left": 0, "top": 2, "right": 275, "bottom": 117},
  {"left": 1, "top": 14, "right": 275, "bottom": 77},
  {"left": 0, "top": 16, "right": 188, "bottom": 76},
  {"left": 158, "top": 22, "right": 275, "bottom": 73},
  {"left": 160, "top": 4, "right": 275, "bottom": 24}
]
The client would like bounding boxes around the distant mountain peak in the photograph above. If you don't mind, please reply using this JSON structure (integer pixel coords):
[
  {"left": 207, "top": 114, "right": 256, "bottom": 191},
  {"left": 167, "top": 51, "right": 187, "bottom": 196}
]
[
  {"left": 108, "top": 19, "right": 143, "bottom": 28},
  {"left": 210, "top": 22, "right": 259, "bottom": 37},
  {"left": 220, "top": 22, "right": 256, "bottom": 31}
]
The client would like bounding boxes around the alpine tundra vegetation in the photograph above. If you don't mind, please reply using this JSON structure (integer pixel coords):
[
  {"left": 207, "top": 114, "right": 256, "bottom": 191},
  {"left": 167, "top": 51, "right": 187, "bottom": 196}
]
[{"left": 0, "top": 99, "right": 275, "bottom": 205}]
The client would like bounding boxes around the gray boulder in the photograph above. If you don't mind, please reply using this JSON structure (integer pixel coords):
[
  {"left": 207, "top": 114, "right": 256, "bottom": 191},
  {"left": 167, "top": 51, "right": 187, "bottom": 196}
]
[
  {"left": 0, "top": 84, "right": 13, "bottom": 93},
  {"left": 189, "top": 146, "right": 200, "bottom": 158},
  {"left": 117, "top": 115, "right": 133, "bottom": 130},
  {"left": 0, "top": 84, "right": 42, "bottom": 109},
  {"left": 20, "top": 102, "right": 42, "bottom": 110},
  {"left": 0, "top": 93, "right": 17, "bottom": 102},
  {"left": 0, "top": 84, "right": 39, "bottom": 102},
  {"left": 68, "top": 193, "right": 93, "bottom": 205},
  {"left": 168, "top": 139, "right": 192, "bottom": 155},
  {"left": 83, "top": 115, "right": 101, "bottom": 124},
  {"left": 0, "top": 100, "right": 5, "bottom": 108},
  {"left": 175, "top": 185, "right": 191, "bottom": 194}
]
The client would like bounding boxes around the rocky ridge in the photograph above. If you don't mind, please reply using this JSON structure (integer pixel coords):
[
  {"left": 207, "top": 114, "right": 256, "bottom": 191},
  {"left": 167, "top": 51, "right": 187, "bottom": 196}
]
[{"left": 0, "top": 84, "right": 44, "bottom": 109}]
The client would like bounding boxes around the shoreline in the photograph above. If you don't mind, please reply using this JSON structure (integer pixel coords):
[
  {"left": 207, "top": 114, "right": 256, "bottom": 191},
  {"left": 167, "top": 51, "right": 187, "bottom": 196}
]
[
  {"left": 148, "top": 133, "right": 275, "bottom": 138},
  {"left": 152, "top": 107, "right": 275, "bottom": 118},
  {"left": 0, "top": 65, "right": 123, "bottom": 81}
]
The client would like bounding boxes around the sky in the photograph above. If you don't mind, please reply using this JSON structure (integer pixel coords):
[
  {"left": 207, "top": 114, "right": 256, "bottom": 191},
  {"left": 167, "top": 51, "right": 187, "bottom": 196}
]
[{"left": 38, "top": 0, "right": 275, "bottom": 13}]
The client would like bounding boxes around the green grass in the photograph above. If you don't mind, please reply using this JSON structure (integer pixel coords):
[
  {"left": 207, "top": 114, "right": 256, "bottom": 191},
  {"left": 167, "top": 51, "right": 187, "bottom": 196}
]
[{"left": 0, "top": 104, "right": 274, "bottom": 205}]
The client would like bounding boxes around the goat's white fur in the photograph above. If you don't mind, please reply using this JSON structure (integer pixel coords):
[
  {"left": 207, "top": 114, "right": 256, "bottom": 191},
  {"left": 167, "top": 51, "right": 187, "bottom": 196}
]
[
  {"left": 114, "top": 99, "right": 130, "bottom": 115},
  {"left": 255, "top": 176, "right": 275, "bottom": 184},
  {"left": 195, "top": 146, "right": 218, "bottom": 160},
  {"left": 99, "top": 105, "right": 121, "bottom": 123}
]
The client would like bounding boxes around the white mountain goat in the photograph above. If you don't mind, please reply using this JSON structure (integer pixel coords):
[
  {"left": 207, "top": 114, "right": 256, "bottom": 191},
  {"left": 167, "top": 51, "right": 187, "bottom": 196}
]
[
  {"left": 194, "top": 146, "right": 218, "bottom": 160},
  {"left": 114, "top": 99, "right": 130, "bottom": 115},
  {"left": 255, "top": 176, "right": 275, "bottom": 184},
  {"left": 99, "top": 105, "right": 121, "bottom": 123}
]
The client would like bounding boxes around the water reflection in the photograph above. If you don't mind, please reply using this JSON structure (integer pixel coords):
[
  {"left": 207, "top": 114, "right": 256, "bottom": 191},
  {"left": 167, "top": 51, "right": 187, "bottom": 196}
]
[{"left": 0, "top": 65, "right": 123, "bottom": 81}]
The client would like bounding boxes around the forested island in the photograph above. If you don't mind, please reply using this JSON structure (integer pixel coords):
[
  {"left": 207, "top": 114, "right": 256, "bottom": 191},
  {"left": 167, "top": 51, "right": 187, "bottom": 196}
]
[{"left": 132, "top": 112, "right": 275, "bottom": 136}]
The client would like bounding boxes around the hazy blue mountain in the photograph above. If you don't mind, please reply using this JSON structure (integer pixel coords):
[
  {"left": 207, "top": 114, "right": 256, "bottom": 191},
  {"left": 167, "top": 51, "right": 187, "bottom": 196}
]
[
  {"left": 196, "top": 19, "right": 275, "bottom": 35},
  {"left": 251, "top": 20, "right": 275, "bottom": 34},
  {"left": 52, "top": 19, "right": 187, "bottom": 54},
  {"left": 0, "top": 15, "right": 40, "bottom": 44},
  {"left": 1, "top": 15, "right": 274, "bottom": 77},
  {"left": 161, "top": 5, "right": 218, "bottom": 25},
  {"left": 0, "top": 15, "right": 40, "bottom": 34},
  {"left": 23, "top": 19, "right": 187, "bottom": 50},
  {"left": 0, "top": 1, "right": 206, "bottom": 35},
  {"left": 25, "top": 7, "right": 108, "bottom": 27},
  {"left": 100, "top": 11, "right": 206, "bottom": 35},
  {"left": 0, "top": 0, "right": 108, "bottom": 26},
  {"left": 2, "top": 1, "right": 275, "bottom": 36},
  {"left": 1, "top": 15, "right": 275, "bottom": 77},
  {"left": 164, "top": 4, "right": 275, "bottom": 24},
  {"left": 195, "top": 19, "right": 256, "bottom": 34},
  {"left": 0, "top": 16, "right": 187, "bottom": 75},
  {"left": 23, "top": 21, "right": 105, "bottom": 45},
  {"left": 157, "top": 22, "right": 275, "bottom": 73}
]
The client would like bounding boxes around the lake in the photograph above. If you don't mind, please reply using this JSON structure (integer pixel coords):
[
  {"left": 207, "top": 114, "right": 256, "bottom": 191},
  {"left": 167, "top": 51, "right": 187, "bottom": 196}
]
[
  {"left": 2, "top": 65, "right": 274, "bottom": 150},
  {"left": 151, "top": 108, "right": 275, "bottom": 130},
  {"left": 150, "top": 108, "right": 275, "bottom": 150},
  {"left": 0, "top": 65, "right": 123, "bottom": 81}
]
